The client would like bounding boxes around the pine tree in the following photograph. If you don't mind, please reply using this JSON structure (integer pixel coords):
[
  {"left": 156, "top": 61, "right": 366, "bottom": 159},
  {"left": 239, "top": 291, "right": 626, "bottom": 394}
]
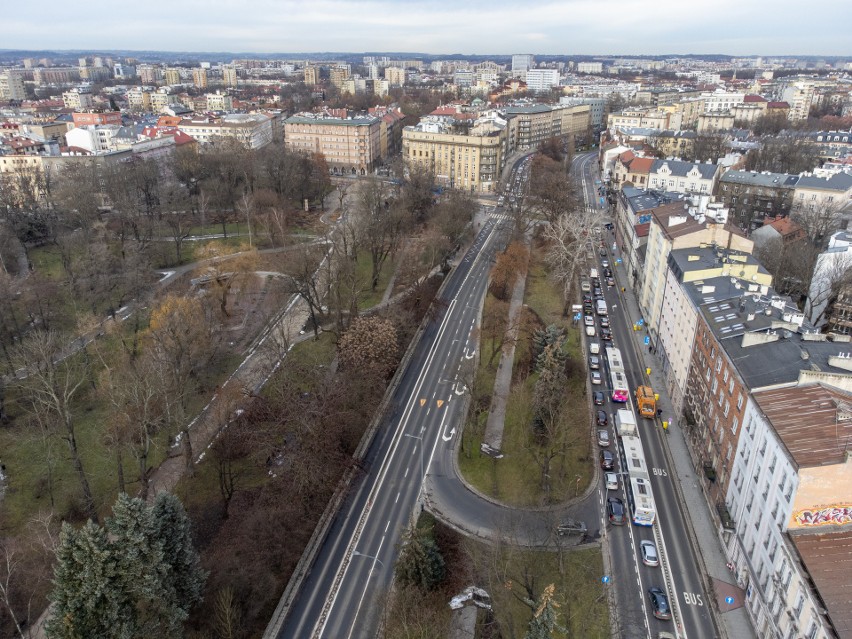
[
  {"left": 394, "top": 525, "right": 445, "bottom": 592},
  {"left": 151, "top": 492, "right": 206, "bottom": 616},
  {"left": 524, "top": 584, "right": 565, "bottom": 639}
]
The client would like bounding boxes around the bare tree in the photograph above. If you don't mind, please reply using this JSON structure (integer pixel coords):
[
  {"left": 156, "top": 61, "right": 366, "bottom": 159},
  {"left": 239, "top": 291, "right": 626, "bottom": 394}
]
[
  {"left": 543, "top": 208, "right": 599, "bottom": 315},
  {"left": 804, "top": 250, "right": 852, "bottom": 326},
  {"left": 354, "top": 179, "right": 408, "bottom": 291},
  {"left": 14, "top": 330, "right": 97, "bottom": 521}
]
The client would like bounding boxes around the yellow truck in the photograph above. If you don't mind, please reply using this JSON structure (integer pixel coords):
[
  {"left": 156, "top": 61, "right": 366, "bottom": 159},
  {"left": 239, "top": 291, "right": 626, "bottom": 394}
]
[{"left": 636, "top": 385, "right": 656, "bottom": 418}]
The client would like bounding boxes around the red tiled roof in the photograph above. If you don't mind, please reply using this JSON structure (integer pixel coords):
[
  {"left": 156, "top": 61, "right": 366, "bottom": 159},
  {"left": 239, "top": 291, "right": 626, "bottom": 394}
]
[
  {"left": 767, "top": 101, "right": 789, "bottom": 109},
  {"left": 743, "top": 94, "right": 767, "bottom": 103},
  {"left": 762, "top": 215, "right": 804, "bottom": 238},
  {"left": 629, "top": 157, "right": 654, "bottom": 173},
  {"left": 634, "top": 222, "right": 651, "bottom": 237}
]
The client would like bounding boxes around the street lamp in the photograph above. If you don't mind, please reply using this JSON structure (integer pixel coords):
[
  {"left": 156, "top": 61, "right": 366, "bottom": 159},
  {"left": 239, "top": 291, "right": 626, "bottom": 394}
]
[
  {"left": 352, "top": 550, "right": 385, "bottom": 569},
  {"left": 404, "top": 430, "right": 425, "bottom": 482}
]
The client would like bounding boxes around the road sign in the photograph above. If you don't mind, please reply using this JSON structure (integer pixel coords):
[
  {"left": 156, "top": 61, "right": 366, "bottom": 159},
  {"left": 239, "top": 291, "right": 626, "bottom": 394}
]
[
  {"left": 616, "top": 258, "right": 622, "bottom": 264},
  {"left": 725, "top": 596, "right": 735, "bottom": 605},
  {"left": 644, "top": 336, "right": 650, "bottom": 345},
  {"left": 637, "top": 318, "right": 644, "bottom": 326},
  {"left": 612, "top": 242, "right": 617, "bottom": 251},
  {"left": 601, "top": 576, "right": 611, "bottom": 584}
]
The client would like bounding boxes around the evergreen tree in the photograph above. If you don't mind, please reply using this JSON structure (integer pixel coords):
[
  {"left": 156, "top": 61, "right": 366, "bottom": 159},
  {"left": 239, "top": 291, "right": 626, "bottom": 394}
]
[
  {"left": 524, "top": 584, "right": 565, "bottom": 639},
  {"left": 47, "top": 493, "right": 206, "bottom": 639},
  {"left": 394, "top": 525, "right": 445, "bottom": 592},
  {"left": 151, "top": 492, "right": 206, "bottom": 616}
]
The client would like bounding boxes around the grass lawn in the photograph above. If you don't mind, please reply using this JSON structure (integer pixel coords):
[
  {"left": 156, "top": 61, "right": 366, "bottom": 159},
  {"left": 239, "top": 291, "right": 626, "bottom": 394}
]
[
  {"left": 28, "top": 244, "right": 66, "bottom": 280},
  {"left": 355, "top": 252, "right": 397, "bottom": 310},
  {"left": 457, "top": 245, "right": 593, "bottom": 507}
]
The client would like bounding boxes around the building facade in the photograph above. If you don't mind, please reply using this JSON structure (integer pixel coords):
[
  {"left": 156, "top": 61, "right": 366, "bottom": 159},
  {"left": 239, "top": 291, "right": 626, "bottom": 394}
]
[
  {"left": 284, "top": 114, "right": 382, "bottom": 174},
  {"left": 716, "top": 170, "right": 800, "bottom": 231}
]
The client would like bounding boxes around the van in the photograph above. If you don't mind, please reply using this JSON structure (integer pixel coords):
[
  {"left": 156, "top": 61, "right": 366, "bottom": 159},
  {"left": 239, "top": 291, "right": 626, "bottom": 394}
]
[
  {"left": 589, "top": 341, "right": 600, "bottom": 354},
  {"left": 590, "top": 268, "right": 599, "bottom": 280},
  {"left": 596, "top": 300, "right": 608, "bottom": 316}
]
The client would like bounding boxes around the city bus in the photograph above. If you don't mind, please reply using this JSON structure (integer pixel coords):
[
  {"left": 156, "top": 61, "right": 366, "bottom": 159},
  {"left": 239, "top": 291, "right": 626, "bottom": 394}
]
[
  {"left": 605, "top": 347, "right": 624, "bottom": 373},
  {"left": 621, "top": 433, "right": 657, "bottom": 526},
  {"left": 610, "top": 370, "right": 629, "bottom": 403}
]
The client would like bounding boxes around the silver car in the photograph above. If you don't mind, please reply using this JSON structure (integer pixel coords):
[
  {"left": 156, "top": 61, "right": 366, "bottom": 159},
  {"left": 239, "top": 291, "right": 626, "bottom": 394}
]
[{"left": 640, "top": 540, "right": 659, "bottom": 567}]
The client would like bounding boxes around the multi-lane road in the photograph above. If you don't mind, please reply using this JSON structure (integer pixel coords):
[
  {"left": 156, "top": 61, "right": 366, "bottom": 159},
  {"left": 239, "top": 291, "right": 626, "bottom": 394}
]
[{"left": 276, "top": 151, "right": 719, "bottom": 639}]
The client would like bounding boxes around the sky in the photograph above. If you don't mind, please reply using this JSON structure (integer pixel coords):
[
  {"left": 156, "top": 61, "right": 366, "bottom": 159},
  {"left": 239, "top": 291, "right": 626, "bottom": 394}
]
[{"left": 3, "top": 0, "right": 850, "bottom": 56}]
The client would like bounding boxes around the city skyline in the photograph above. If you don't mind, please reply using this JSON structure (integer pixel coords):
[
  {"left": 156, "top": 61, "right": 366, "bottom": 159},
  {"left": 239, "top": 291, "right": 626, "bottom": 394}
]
[{"left": 3, "top": 0, "right": 849, "bottom": 57}]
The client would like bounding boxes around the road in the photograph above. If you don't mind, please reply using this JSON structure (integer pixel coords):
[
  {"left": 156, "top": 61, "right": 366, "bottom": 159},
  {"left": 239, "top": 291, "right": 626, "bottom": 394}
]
[
  {"left": 278, "top": 215, "right": 512, "bottom": 639},
  {"left": 575, "top": 150, "right": 716, "bottom": 639}
]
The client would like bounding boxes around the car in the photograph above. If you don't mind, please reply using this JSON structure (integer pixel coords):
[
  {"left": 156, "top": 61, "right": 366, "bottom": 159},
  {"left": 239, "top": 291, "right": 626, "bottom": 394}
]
[
  {"left": 593, "top": 391, "right": 605, "bottom": 405},
  {"left": 600, "top": 450, "right": 614, "bottom": 470},
  {"left": 607, "top": 496, "right": 625, "bottom": 524},
  {"left": 586, "top": 325, "right": 596, "bottom": 337},
  {"left": 640, "top": 540, "right": 659, "bottom": 567},
  {"left": 591, "top": 371, "right": 602, "bottom": 384},
  {"left": 581, "top": 281, "right": 591, "bottom": 292},
  {"left": 601, "top": 259, "right": 609, "bottom": 268},
  {"left": 605, "top": 472, "right": 619, "bottom": 491},
  {"left": 648, "top": 587, "right": 671, "bottom": 620},
  {"left": 599, "top": 316, "right": 610, "bottom": 328},
  {"left": 596, "top": 410, "right": 608, "bottom": 426},
  {"left": 593, "top": 287, "right": 602, "bottom": 297},
  {"left": 597, "top": 429, "right": 610, "bottom": 447},
  {"left": 589, "top": 355, "right": 600, "bottom": 370},
  {"left": 604, "top": 267, "right": 613, "bottom": 277},
  {"left": 606, "top": 277, "right": 616, "bottom": 287},
  {"left": 584, "top": 315, "right": 594, "bottom": 327},
  {"left": 582, "top": 292, "right": 592, "bottom": 301},
  {"left": 601, "top": 328, "right": 613, "bottom": 341},
  {"left": 599, "top": 248, "right": 607, "bottom": 257}
]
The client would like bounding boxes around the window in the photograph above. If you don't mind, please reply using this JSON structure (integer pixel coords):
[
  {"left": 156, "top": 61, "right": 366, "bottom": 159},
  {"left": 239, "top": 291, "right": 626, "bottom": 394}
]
[
  {"left": 716, "top": 357, "right": 723, "bottom": 373},
  {"left": 732, "top": 416, "right": 739, "bottom": 434},
  {"left": 737, "top": 393, "right": 744, "bottom": 410},
  {"left": 729, "top": 379, "right": 735, "bottom": 395},
  {"left": 723, "top": 369, "right": 729, "bottom": 383}
]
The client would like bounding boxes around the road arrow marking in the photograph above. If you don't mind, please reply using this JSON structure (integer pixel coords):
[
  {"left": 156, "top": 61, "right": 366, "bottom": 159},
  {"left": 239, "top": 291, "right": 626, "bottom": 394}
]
[{"left": 442, "top": 427, "right": 456, "bottom": 442}]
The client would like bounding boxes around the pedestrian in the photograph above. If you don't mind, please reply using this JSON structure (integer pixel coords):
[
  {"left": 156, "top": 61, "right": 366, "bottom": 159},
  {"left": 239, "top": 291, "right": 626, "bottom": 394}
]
[{"left": 657, "top": 408, "right": 663, "bottom": 418}]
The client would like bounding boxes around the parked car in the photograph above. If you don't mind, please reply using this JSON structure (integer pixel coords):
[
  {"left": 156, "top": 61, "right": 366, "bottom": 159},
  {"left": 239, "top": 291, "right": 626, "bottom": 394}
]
[
  {"left": 605, "top": 472, "right": 619, "bottom": 490},
  {"left": 641, "top": 540, "right": 659, "bottom": 567},
  {"left": 593, "top": 391, "right": 605, "bottom": 405},
  {"left": 607, "top": 496, "right": 625, "bottom": 524},
  {"left": 601, "top": 328, "right": 613, "bottom": 341},
  {"left": 589, "top": 355, "right": 600, "bottom": 370},
  {"left": 648, "top": 587, "right": 671, "bottom": 620},
  {"left": 600, "top": 450, "right": 614, "bottom": 470},
  {"left": 596, "top": 410, "right": 608, "bottom": 426},
  {"left": 597, "top": 429, "right": 610, "bottom": 447}
]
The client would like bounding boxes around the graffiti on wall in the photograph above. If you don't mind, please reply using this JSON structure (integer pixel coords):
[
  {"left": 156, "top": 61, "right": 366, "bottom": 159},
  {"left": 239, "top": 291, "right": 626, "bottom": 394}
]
[{"left": 793, "top": 505, "right": 852, "bottom": 527}]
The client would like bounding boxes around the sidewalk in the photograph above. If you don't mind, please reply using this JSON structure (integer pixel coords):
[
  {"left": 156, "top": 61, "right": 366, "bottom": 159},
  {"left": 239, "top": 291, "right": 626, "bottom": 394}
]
[{"left": 611, "top": 252, "right": 756, "bottom": 639}]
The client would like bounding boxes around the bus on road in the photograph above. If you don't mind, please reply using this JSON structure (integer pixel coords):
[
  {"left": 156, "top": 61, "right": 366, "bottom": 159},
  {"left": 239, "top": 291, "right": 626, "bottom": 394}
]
[{"left": 611, "top": 370, "right": 629, "bottom": 403}]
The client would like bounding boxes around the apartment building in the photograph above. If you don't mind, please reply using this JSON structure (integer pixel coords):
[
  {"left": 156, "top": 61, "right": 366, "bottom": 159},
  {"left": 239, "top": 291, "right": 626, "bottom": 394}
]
[
  {"left": 126, "top": 88, "right": 152, "bottom": 112},
  {"left": 402, "top": 117, "right": 505, "bottom": 193},
  {"left": 33, "top": 67, "right": 80, "bottom": 85},
  {"left": 781, "top": 81, "right": 817, "bottom": 120},
  {"left": 179, "top": 113, "right": 273, "bottom": 149},
  {"left": 71, "top": 111, "right": 122, "bottom": 128},
  {"left": 501, "top": 103, "right": 590, "bottom": 150},
  {"left": 525, "top": 69, "right": 560, "bottom": 93},
  {"left": 164, "top": 67, "right": 181, "bottom": 86},
  {"left": 284, "top": 113, "right": 382, "bottom": 174},
  {"left": 697, "top": 112, "right": 735, "bottom": 133},
  {"left": 607, "top": 108, "right": 682, "bottom": 131},
  {"left": 206, "top": 92, "right": 234, "bottom": 111},
  {"left": 511, "top": 54, "right": 534, "bottom": 73},
  {"left": 647, "top": 159, "right": 720, "bottom": 195},
  {"left": 303, "top": 65, "right": 320, "bottom": 85},
  {"left": 727, "top": 383, "right": 852, "bottom": 639},
  {"left": 222, "top": 65, "right": 238, "bottom": 87},
  {"left": 138, "top": 64, "right": 162, "bottom": 85},
  {"left": 329, "top": 66, "right": 351, "bottom": 90},
  {"left": 192, "top": 68, "right": 208, "bottom": 89},
  {"left": 700, "top": 90, "right": 746, "bottom": 113},
  {"left": 560, "top": 97, "right": 605, "bottom": 128},
  {"left": 66, "top": 125, "right": 122, "bottom": 153},
  {"left": 0, "top": 71, "right": 26, "bottom": 101},
  {"left": 611, "top": 150, "right": 654, "bottom": 189},
  {"left": 62, "top": 87, "right": 94, "bottom": 110},
  {"left": 577, "top": 61, "right": 603, "bottom": 74},
  {"left": 716, "top": 170, "right": 801, "bottom": 231},
  {"left": 805, "top": 230, "right": 852, "bottom": 327},
  {"left": 384, "top": 66, "right": 406, "bottom": 87},
  {"left": 792, "top": 172, "right": 852, "bottom": 222}
]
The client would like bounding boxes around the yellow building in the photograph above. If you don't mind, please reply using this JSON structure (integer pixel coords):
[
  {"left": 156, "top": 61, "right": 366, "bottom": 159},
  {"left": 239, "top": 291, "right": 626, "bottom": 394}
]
[
  {"left": 164, "top": 67, "right": 181, "bottom": 86},
  {"left": 192, "top": 67, "right": 208, "bottom": 89},
  {"left": 303, "top": 65, "right": 319, "bottom": 85},
  {"left": 384, "top": 66, "right": 406, "bottom": 87},
  {"left": 402, "top": 121, "right": 505, "bottom": 193},
  {"left": 222, "top": 65, "right": 238, "bottom": 87}
]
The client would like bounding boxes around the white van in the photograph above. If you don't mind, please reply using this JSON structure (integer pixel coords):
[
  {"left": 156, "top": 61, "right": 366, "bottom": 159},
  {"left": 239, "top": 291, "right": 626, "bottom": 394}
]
[
  {"left": 596, "top": 300, "right": 608, "bottom": 316},
  {"left": 589, "top": 342, "right": 601, "bottom": 354},
  {"left": 590, "top": 268, "right": 599, "bottom": 280}
]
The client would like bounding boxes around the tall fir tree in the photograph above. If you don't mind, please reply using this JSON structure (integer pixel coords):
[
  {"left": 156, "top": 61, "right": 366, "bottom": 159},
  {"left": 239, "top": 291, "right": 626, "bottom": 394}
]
[{"left": 394, "top": 524, "right": 445, "bottom": 592}]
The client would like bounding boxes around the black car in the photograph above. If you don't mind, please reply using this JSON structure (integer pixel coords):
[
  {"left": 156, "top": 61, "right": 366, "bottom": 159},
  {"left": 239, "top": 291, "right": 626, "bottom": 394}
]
[
  {"left": 648, "top": 587, "right": 672, "bottom": 620},
  {"left": 599, "top": 450, "right": 614, "bottom": 470},
  {"left": 582, "top": 293, "right": 592, "bottom": 303},
  {"left": 607, "top": 496, "right": 625, "bottom": 525},
  {"left": 596, "top": 410, "right": 608, "bottom": 426},
  {"left": 593, "top": 391, "right": 605, "bottom": 405},
  {"left": 601, "top": 328, "right": 613, "bottom": 341},
  {"left": 603, "top": 267, "right": 612, "bottom": 278}
]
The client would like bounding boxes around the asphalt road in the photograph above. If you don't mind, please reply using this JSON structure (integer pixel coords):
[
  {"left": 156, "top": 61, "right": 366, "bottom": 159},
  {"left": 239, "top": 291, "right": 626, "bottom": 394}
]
[
  {"left": 278, "top": 215, "right": 512, "bottom": 639},
  {"left": 578, "top": 150, "right": 716, "bottom": 639}
]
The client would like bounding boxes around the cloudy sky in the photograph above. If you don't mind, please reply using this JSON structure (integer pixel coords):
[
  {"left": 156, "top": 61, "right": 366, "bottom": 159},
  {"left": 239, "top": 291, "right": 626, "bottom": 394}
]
[{"left": 4, "top": 0, "right": 849, "bottom": 56}]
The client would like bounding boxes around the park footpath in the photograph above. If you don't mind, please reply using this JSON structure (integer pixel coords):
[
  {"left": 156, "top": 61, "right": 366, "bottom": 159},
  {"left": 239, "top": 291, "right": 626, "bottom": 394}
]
[{"left": 610, "top": 247, "right": 756, "bottom": 639}]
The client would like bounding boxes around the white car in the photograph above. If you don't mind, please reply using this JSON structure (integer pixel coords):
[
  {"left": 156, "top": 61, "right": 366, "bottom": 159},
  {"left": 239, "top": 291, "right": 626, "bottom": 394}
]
[
  {"left": 585, "top": 325, "right": 596, "bottom": 337},
  {"left": 640, "top": 540, "right": 660, "bottom": 567},
  {"left": 605, "top": 472, "right": 618, "bottom": 491},
  {"left": 591, "top": 371, "right": 602, "bottom": 385},
  {"left": 584, "top": 315, "right": 594, "bottom": 326}
]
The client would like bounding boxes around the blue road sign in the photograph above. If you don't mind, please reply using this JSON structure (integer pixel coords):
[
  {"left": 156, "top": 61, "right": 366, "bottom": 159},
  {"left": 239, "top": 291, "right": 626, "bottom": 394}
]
[
  {"left": 616, "top": 258, "right": 622, "bottom": 264},
  {"left": 599, "top": 197, "right": 605, "bottom": 206},
  {"left": 574, "top": 313, "right": 582, "bottom": 321},
  {"left": 725, "top": 596, "right": 735, "bottom": 605},
  {"left": 644, "top": 336, "right": 650, "bottom": 345},
  {"left": 601, "top": 576, "right": 611, "bottom": 584},
  {"left": 637, "top": 318, "right": 644, "bottom": 327}
]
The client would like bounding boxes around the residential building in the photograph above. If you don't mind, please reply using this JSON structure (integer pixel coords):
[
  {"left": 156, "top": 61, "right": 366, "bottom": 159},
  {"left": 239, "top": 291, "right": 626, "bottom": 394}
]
[
  {"left": 179, "top": 113, "right": 274, "bottom": 149},
  {"left": 403, "top": 115, "right": 506, "bottom": 193},
  {"left": 826, "top": 289, "right": 852, "bottom": 335},
  {"left": 612, "top": 150, "right": 654, "bottom": 189},
  {"left": 648, "top": 130, "right": 697, "bottom": 159},
  {"left": 781, "top": 81, "right": 817, "bottom": 120},
  {"left": 700, "top": 90, "right": 746, "bottom": 113},
  {"left": 222, "top": 65, "right": 238, "bottom": 87},
  {"left": 792, "top": 172, "right": 852, "bottom": 227},
  {"left": 805, "top": 230, "right": 852, "bottom": 327},
  {"left": 206, "top": 92, "right": 234, "bottom": 111},
  {"left": 126, "top": 88, "right": 152, "bottom": 112},
  {"left": 525, "top": 69, "right": 560, "bottom": 93},
  {"left": 511, "top": 54, "right": 534, "bottom": 73},
  {"left": 727, "top": 384, "right": 852, "bottom": 639},
  {"left": 0, "top": 71, "right": 26, "bottom": 101},
  {"left": 647, "top": 159, "right": 720, "bottom": 195},
  {"left": 749, "top": 215, "right": 806, "bottom": 250},
  {"left": 501, "top": 103, "right": 590, "bottom": 150},
  {"left": 65, "top": 125, "right": 122, "bottom": 153},
  {"left": 113, "top": 63, "right": 136, "bottom": 80},
  {"left": 640, "top": 200, "right": 753, "bottom": 345},
  {"left": 32, "top": 67, "right": 80, "bottom": 85},
  {"left": 577, "top": 61, "right": 603, "bottom": 74},
  {"left": 697, "top": 112, "right": 735, "bottom": 133},
  {"left": 560, "top": 97, "right": 605, "bottom": 128},
  {"left": 284, "top": 112, "right": 382, "bottom": 174},
  {"left": 164, "top": 67, "right": 181, "bottom": 86},
  {"left": 62, "top": 87, "right": 93, "bottom": 110},
  {"left": 329, "top": 66, "right": 351, "bottom": 90},
  {"left": 71, "top": 111, "right": 122, "bottom": 128},
  {"left": 303, "top": 65, "right": 319, "bottom": 85},
  {"left": 384, "top": 66, "right": 406, "bottom": 87},
  {"left": 607, "top": 108, "right": 682, "bottom": 131},
  {"left": 716, "top": 170, "right": 800, "bottom": 231},
  {"left": 138, "top": 64, "right": 162, "bottom": 85},
  {"left": 192, "top": 68, "right": 208, "bottom": 89}
]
